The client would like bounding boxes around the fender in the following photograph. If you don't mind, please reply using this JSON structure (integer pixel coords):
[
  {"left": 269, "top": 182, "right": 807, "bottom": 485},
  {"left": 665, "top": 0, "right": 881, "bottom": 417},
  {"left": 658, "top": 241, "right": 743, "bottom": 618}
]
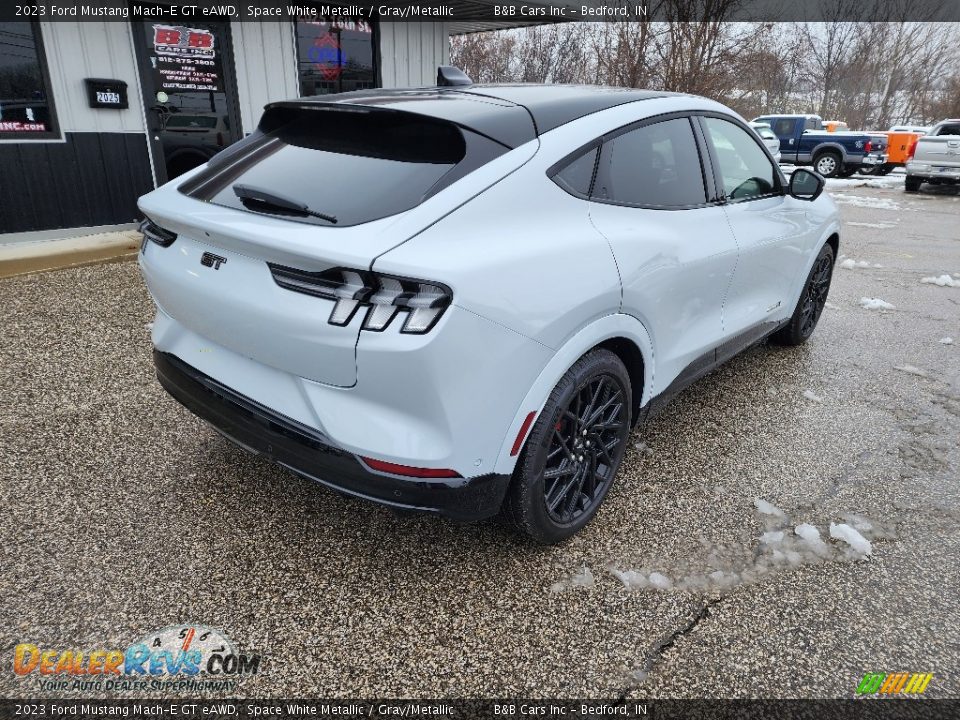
[
  {"left": 810, "top": 141, "right": 849, "bottom": 161},
  {"left": 491, "top": 313, "right": 654, "bottom": 476},
  {"left": 786, "top": 222, "right": 841, "bottom": 311}
]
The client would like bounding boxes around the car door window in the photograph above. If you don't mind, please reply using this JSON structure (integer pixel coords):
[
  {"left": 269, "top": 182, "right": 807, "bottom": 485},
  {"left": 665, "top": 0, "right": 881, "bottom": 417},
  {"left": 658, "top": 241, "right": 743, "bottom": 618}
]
[
  {"left": 594, "top": 117, "right": 707, "bottom": 208},
  {"left": 703, "top": 117, "right": 779, "bottom": 201}
]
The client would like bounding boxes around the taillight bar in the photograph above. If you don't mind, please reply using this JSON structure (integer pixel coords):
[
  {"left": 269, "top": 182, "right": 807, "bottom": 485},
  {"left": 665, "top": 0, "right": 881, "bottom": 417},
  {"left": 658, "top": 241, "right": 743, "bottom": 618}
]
[
  {"left": 268, "top": 264, "right": 452, "bottom": 334},
  {"left": 139, "top": 218, "right": 177, "bottom": 248}
]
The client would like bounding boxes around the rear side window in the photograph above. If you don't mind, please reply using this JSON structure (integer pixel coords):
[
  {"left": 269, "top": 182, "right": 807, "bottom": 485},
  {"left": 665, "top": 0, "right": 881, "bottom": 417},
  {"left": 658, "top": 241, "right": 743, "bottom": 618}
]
[
  {"left": 770, "top": 119, "right": 795, "bottom": 137},
  {"left": 552, "top": 146, "right": 598, "bottom": 197},
  {"left": 180, "top": 106, "right": 508, "bottom": 227},
  {"left": 935, "top": 124, "right": 960, "bottom": 136},
  {"left": 593, "top": 117, "right": 707, "bottom": 208}
]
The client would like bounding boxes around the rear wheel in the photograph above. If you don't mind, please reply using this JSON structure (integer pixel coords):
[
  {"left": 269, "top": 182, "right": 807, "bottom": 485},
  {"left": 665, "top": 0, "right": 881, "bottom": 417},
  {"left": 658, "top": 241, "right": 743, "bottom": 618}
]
[
  {"left": 813, "top": 151, "right": 842, "bottom": 178},
  {"left": 837, "top": 166, "right": 858, "bottom": 178},
  {"left": 904, "top": 175, "right": 922, "bottom": 193},
  {"left": 770, "top": 243, "right": 834, "bottom": 346},
  {"left": 503, "top": 349, "right": 631, "bottom": 544}
]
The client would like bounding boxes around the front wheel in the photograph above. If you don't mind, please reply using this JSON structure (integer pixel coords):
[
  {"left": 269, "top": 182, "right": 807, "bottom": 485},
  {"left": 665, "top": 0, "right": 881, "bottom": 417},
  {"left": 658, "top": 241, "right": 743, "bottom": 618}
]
[
  {"left": 503, "top": 349, "right": 632, "bottom": 544},
  {"left": 770, "top": 243, "right": 835, "bottom": 346}
]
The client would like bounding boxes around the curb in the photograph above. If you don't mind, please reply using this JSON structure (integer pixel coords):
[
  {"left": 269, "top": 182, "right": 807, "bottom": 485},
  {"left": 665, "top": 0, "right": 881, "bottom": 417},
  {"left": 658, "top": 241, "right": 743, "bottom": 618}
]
[{"left": 0, "top": 231, "right": 142, "bottom": 279}]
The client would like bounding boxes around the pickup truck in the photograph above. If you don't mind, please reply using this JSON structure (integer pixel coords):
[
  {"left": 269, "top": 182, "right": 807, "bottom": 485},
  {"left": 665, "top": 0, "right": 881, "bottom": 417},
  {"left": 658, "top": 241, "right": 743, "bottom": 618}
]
[
  {"left": 904, "top": 119, "right": 960, "bottom": 192},
  {"left": 752, "top": 114, "right": 887, "bottom": 178}
]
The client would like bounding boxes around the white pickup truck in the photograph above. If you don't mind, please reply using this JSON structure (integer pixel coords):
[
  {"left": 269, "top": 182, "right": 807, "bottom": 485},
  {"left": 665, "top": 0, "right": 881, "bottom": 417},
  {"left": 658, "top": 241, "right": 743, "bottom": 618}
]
[{"left": 905, "top": 119, "right": 960, "bottom": 192}]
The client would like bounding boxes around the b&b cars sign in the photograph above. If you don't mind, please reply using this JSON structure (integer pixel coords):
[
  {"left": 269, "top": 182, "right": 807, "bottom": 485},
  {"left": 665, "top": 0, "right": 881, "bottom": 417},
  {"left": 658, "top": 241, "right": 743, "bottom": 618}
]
[{"left": 151, "top": 24, "right": 223, "bottom": 92}]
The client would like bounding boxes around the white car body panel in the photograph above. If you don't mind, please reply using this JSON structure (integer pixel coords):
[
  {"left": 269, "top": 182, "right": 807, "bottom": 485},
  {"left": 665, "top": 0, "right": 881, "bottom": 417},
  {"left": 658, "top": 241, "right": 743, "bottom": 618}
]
[{"left": 138, "top": 85, "right": 840, "bottom": 514}]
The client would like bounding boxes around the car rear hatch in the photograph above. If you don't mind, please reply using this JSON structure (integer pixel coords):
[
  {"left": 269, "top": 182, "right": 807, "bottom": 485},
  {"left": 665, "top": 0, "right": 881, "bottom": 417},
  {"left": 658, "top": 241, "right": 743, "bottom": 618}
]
[
  {"left": 138, "top": 93, "right": 536, "bottom": 388},
  {"left": 913, "top": 125, "right": 960, "bottom": 169}
]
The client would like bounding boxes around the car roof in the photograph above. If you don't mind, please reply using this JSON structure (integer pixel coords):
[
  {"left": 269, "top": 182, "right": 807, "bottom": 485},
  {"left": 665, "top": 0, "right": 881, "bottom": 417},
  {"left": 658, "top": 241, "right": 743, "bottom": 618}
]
[{"left": 266, "top": 84, "right": 674, "bottom": 148}]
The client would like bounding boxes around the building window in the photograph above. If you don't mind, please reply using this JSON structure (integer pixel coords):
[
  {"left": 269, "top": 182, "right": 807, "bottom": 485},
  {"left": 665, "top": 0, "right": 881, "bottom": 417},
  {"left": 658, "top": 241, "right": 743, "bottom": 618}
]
[
  {"left": 0, "top": 21, "right": 59, "bottom": 139},
  {"left": 294, "top": 18, "right": 377, "bottom": 96}
]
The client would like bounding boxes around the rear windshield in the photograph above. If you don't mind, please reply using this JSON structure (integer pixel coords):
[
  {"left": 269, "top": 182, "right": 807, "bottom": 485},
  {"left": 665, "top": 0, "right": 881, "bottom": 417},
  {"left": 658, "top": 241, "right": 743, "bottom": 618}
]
[{"left": 179, "top": 105, "right": 508, "bottom": 227}]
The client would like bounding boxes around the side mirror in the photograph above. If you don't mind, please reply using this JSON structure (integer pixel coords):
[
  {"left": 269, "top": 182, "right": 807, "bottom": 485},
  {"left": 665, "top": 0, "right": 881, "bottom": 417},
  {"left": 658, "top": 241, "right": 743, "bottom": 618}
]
[{"left": 790, "top": 168, "right": 825, "bottom": 201}]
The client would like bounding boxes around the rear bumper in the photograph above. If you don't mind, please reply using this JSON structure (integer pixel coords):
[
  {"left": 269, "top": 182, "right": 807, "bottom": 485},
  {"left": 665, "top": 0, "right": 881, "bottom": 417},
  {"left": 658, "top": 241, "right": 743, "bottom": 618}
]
[
  {"left": 906, "top": 161, "right": 960, "bottom": 181},
  {"left": 861, "top": 152, "right": 887, "bottom": 166},
  {"left": 154, "top": 351, "right": 510, "bottom": 521}
]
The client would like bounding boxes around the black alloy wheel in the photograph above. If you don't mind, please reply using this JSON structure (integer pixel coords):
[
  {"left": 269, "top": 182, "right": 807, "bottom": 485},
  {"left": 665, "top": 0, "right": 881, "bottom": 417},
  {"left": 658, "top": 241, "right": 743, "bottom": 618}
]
[
  {"left": 799, "top": 251, "right": 833, "bottom": 338},
  {"left": 770, "top": 243, "right": 835, "bottom": 346},
  {"left": 542, "top": 372, "right": 628, "bottom": 524},
  {"left": 503, "top": 349, "right": 632, "bottom": 544}
]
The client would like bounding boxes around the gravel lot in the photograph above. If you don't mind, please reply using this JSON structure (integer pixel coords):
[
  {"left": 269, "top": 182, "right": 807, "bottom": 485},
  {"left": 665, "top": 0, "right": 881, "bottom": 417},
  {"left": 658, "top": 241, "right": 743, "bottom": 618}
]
[{"left": 1, "top": 178, "right": 958, "bottom": 700}]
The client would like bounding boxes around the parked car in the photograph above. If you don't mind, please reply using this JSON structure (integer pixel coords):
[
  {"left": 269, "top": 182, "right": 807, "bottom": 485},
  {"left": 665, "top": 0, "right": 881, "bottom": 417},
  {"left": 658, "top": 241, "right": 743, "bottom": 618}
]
[
  {"left": 750, "top": 121, "right": 782, "bottom": 163},
  {"left": 138, "top": 80, "right": 840, "bottom": 543},
  {"left": 905, "top": 118, "right": 960, "bottom": 192},
  {"left": 753, "top": 113, "right": 887, "bottom": 178},
  {"left": 159, "top": 112, "right": 232, "bottom": 178},
  {"left": 890, "top": 125, "right": 931, "bottom": 134}
]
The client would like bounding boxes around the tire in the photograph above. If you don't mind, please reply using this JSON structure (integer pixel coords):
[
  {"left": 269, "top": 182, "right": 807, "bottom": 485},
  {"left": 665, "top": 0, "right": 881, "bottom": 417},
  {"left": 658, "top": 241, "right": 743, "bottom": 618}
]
[
  {"left": 904, "top": 175, "right": 922, "bottom": 193},
  {"left": 813, "top": 151, "right": 842, "bottom": 178},
  {"left": 770, "top": 243, "right": 835, "bottom": 347},
  {"left": 857, "top": 165, "right": 878, "bottom": 176},
  {"left": 837, "top": 166, "right": 857, "bottom": 178},
  {"left": 503, "top": 349, "right": 632, "bottom": 544},
  {"left": 877, "top": 164, "right": 894, "bottom": 176}
]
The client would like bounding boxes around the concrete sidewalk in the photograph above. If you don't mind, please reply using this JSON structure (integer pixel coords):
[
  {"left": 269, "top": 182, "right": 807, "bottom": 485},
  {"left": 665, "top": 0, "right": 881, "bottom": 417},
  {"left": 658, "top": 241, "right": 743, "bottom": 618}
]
[{"left": 0, "top": 229, "right": 142, "bottom": 278}]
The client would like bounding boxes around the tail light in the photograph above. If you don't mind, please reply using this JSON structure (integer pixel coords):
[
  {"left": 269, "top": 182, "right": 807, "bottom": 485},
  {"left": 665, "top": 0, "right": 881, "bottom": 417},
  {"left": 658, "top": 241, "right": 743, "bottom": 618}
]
[
  {"left": 864, "top": 140, "right": 872, "bottom": 153},
  {"left": 139, "top": 218, "right": 177, "bottom": 248},
  {"left": 269, "top": 264, "right": 452, "bottom": 334},
  {"left": 907, "top": 139, "right": 919, "bottom": 160}
]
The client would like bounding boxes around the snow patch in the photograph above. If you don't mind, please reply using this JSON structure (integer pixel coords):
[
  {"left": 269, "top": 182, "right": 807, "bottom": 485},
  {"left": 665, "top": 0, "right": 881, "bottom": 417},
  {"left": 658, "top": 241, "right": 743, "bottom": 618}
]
[
  {"left": 894, "top": 364, "right": 928, "bottom": 377},
  {"left": 795, "top": 523, "right": 831, "bottom": 557},
  {"left": 829, "top": 522, "right": 873, "bottom": 557},
  {"left": 803, "top": 390, "right": 823, "bottom": 403},
  {"left": 841, "top": 259, "right": 881, "bottom": 269},
  {"left": 648, "top": 572, "right": 673, "bottom": 590},
  {"left": 921, "top": 274, "right": 960, "bottom": 287},
  {"left": 859, "top": 297, "right": 895, "bottom": 311},
  {"left": 550, "top": 565, "right": 594, "bottom": 593},
  {"left": 845, "top": 221, "right": 896, "bottom": 229},
  {"left": 831, "top": 193, "right": 901, "bottom": 211},
  {"left": 754, "top": 497, "right": 786, "bottom": 518}
]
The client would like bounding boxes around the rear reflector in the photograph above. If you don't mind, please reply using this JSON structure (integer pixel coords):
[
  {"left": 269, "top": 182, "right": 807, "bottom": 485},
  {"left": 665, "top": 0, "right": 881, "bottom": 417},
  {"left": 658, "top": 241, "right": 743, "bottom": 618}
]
[
  {"left": 361, "top": 457, "right": 461, "bottom": 479},
  {"left": 510, "top": 411, "right": 537, "bottom": 457}
]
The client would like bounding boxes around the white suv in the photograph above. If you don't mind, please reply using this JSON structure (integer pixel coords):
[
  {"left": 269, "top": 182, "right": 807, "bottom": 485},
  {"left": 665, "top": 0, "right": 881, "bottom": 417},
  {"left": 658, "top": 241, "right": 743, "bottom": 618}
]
[{"left": 138, "top": 82, "right": 839, "bottom": 543}]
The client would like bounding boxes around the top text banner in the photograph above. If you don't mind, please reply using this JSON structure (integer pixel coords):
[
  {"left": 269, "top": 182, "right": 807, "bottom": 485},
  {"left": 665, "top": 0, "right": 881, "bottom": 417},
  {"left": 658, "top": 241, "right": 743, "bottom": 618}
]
[{"left": 5, "top": 0, "right": 960, "bottom": 23}]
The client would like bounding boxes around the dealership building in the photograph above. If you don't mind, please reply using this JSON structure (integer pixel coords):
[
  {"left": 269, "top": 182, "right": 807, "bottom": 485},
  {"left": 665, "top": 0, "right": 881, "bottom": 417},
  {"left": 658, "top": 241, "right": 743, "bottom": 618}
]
[{"left": 0, "top": 6, "right": 553, "bottom": 239}]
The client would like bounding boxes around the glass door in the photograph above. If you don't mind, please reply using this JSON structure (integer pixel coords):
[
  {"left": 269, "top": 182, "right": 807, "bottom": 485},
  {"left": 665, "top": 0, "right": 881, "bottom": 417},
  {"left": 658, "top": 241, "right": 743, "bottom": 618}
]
[{"left": 131, "top": 10, "right": 242, "bottom": 184}]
